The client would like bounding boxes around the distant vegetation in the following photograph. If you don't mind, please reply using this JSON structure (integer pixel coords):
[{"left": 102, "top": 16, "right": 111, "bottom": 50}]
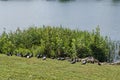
[{"left": 0, "top": 26, "right": 117, "bottom": 62}]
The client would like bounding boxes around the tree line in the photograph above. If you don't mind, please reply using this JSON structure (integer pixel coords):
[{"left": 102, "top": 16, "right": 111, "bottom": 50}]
[{"left": 0, "top": 26, "right": 114, "bottom": 62}]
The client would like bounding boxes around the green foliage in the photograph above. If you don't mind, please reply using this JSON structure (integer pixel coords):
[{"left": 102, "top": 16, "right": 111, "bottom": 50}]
[
  {"left": 0, "top": 31, "right": 15, "bottom": 54},
  {"left": 0, "top": 26, "right": 113, "bottom": 62}
]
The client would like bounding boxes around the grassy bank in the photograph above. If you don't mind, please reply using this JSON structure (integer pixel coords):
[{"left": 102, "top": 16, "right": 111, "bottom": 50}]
[{"left": 0, "top": 54, "right": 120, "bottom": 80}]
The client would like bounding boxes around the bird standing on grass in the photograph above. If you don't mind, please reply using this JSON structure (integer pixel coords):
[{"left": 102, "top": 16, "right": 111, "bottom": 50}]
[
  {"left": 98, "top": 61, "right": 101, "bottom": 66},
  {"left": 42, "top": 56, "right": 46, "bottom": 60}
]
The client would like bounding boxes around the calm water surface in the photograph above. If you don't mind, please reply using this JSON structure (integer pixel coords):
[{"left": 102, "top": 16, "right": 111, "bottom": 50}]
[{"left": 0, "top": 0, "right": 120, "bottom": 40}]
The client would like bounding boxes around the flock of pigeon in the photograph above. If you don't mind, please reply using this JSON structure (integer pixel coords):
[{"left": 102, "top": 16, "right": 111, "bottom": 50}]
[{"left": 6, "top": 52, "right": 101, "bottom": 65}]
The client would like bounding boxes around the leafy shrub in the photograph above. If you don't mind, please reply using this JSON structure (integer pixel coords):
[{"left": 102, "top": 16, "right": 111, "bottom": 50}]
[{"left": 0, "top": 26, "right": 113, "bottom": 62}]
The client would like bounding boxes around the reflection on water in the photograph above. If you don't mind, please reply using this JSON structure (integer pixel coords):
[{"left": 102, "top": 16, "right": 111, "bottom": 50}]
[
  {"left": 0, "top": 0, "right": 120, "bottom": 3},
  {"left": 58, "top": 0, "right": 75, "bottom": 2},
  {"left": 0, "top": 0, "right": 120, "bottom": 41},
  {"left": 0, "top": 0, "right": 33, "bottom": 1},
  {"left": 112, "top": 0, "right": 120, "bottom": 2}
]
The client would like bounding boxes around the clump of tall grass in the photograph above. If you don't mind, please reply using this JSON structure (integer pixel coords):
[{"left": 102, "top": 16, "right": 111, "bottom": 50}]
[{"left": 0, "top": 26, "right": 113, "bottom": 62}]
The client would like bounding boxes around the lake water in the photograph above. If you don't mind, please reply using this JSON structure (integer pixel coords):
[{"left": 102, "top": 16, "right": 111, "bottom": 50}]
[{"left": 0, "top": 0, "right": 120, "bottom": 40}]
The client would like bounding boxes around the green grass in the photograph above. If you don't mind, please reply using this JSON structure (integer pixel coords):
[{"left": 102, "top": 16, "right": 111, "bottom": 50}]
[{"left": 0, "top": 54, "right": 120, "bottom": 80}]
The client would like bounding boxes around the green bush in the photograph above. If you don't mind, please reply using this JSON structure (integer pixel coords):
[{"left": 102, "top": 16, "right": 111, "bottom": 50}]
[{"left": 0, "top": 26, "right": 113, "bottom": 62}]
